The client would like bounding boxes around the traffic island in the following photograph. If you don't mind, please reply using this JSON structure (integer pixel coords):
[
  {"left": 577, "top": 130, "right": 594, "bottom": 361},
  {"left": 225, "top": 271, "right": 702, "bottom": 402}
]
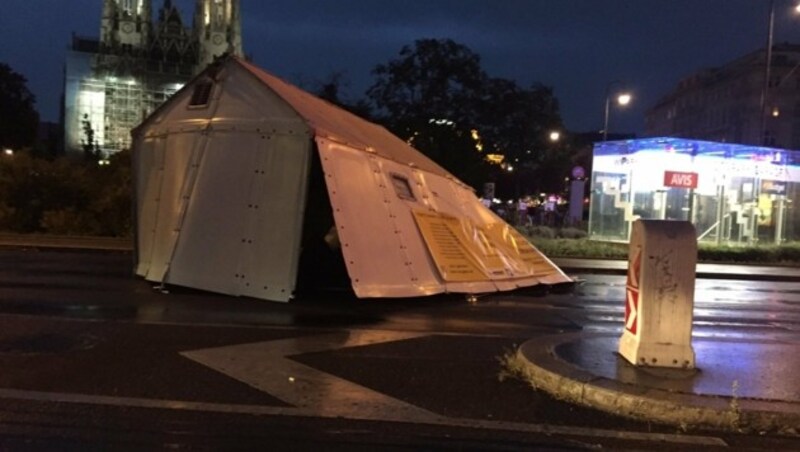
[{"left": 501, "top": 332, "right": 800, "bottom": 435}]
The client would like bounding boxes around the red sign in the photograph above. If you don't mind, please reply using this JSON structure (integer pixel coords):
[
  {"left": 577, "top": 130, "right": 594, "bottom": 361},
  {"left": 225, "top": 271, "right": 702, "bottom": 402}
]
[
  {"left": 663, "top": 171, "right": 698, "bottom": 189},
  {"left": 625, "top": 249, "right": 641, "bottom": 335}
]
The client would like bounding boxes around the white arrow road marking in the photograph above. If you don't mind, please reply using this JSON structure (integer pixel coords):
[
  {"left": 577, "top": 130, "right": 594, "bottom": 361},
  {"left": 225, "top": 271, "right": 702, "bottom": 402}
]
[
  {"left": 180, "top": 330, "right": 440, "bottom": 421},
  {"left": 626, "top": 291, "right": 638, "bottom": 331}
]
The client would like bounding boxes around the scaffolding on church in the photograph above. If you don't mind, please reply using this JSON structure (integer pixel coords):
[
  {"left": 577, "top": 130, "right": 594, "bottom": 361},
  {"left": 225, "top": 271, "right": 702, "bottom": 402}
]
[{"left": 63, "top": 0, "right": 242, "bottom": 156}]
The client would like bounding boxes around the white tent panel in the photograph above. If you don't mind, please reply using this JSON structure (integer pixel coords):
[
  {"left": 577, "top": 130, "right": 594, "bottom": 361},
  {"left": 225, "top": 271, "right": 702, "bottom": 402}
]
[
  {"left": 161, "top": 130, "right": 310, "bottom": 302},
  {"left": 416, "top": 170, "right": 498, "bottom": 225},
  {"left": 143, "top": 131, "right": 204, "bottom": 282},
  {"left": 236, "top": 133, "right": 311, "bottom": 302},
  {"left": 212, "top": 66, "right": 301, "bottom": 127},
  {"left": 134, "top": 135, "right": 166, "bottom": 277},
  {"left": 318, "top": 138, "right": 434, "bottom": 298},
  {"left": 164, "top": 131, "right": 258, "bottom": 295}
]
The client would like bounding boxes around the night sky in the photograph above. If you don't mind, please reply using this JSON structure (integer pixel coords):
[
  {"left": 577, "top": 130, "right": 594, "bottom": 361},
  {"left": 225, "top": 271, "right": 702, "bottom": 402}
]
[{"left": 2, "top": 0, "right": 799, "bottom": 135}]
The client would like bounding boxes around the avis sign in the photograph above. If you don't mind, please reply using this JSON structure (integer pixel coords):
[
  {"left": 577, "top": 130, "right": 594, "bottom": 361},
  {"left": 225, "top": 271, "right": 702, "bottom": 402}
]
[{"left": 663, "top": 171, "right": 698, "bottom": 189}]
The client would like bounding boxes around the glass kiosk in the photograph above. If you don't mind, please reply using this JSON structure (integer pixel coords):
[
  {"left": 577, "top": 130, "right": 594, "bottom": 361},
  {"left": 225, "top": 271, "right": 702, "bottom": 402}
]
[{"left": 589, "top": 138, "right": 799, "bottom": 245}]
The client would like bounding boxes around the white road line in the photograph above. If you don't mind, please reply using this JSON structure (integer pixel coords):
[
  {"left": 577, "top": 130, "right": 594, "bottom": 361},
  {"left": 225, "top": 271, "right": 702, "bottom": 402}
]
[
  {"left": 181, "top": 329, "right": 440, "bottom": 421},
  {"left": 0, "top": 388, "right": 727, "bottom": 446}
]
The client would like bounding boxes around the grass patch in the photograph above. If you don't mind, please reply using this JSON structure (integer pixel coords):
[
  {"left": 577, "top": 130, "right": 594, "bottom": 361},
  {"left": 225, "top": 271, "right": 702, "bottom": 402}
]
[{"left": 524, "top": 233, "right": 800, "bottom": 265}]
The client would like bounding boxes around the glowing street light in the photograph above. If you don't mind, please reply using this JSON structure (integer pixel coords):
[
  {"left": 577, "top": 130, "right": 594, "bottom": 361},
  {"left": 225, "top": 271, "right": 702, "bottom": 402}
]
[
  {"left": 760, "top": 1, "right": 800, "bottom": 144},
  {"left": 549, "top": 130, "right": 561, "bottom": 142},
  {"left": 603, "top": 81, "right": 633, "bottom": 141}
]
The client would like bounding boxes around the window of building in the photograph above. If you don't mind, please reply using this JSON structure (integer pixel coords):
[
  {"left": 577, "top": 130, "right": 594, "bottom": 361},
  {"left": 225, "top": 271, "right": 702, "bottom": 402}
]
[
  {"left": 122, "top": 0, "right": 135, "bottom": 15},
  {"left": 188, "top": 80, "right": 214, "bottom": 108},
  {"left": 390, "top": 174, "right": 416, "bottom": 201}
]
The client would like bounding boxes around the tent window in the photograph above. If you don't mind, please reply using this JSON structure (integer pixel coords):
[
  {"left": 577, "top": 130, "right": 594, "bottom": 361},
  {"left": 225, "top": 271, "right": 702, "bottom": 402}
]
[
  {"left": 390, "top": 174, "right": 416, "bottom": 201},
  {"left": 189, "top": 81, "right": 214, "bottom": 108}
]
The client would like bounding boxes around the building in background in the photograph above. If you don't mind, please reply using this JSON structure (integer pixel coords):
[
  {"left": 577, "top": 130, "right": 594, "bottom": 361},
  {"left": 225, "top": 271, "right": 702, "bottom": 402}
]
[
  {"left": 645, "top": 44, "right": 800, "bottom": 149},
  {"left": 63, "top": 0, "right": 242, "bottom": 156},
  {"left": 589, "top": 137, "right": 800, "bottom": 246}
]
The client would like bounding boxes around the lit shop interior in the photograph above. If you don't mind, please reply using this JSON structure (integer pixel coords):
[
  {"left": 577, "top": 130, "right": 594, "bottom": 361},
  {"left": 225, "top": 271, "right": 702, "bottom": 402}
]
[{"left": 588, "top": 138, "right": 799, "bottom": 245}]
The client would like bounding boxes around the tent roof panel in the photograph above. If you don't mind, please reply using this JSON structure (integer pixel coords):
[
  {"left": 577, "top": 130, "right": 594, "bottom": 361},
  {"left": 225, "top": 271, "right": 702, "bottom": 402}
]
[{"left": 234, "top": 57, "right": 463, "bottom": 184}]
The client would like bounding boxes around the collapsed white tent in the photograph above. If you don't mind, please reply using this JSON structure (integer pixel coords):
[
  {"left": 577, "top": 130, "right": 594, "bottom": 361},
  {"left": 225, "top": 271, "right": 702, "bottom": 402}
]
[{"left": 132, "top": 56, "right": 571, "bottom": 302}]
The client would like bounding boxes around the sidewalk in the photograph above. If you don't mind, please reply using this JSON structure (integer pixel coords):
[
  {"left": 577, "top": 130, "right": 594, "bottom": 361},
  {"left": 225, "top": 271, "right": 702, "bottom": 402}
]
[{"left": 508, "top": 332, "right": 800, "bottom": 435}]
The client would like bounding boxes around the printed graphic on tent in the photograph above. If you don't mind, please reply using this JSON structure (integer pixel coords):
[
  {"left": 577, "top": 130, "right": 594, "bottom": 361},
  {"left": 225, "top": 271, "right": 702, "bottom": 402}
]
[
  {"left": 625, "top": 248, "right": 642, "bottom": 334},
  {"left": 413, "top": 209, "right": 562, "bottom": 282}
]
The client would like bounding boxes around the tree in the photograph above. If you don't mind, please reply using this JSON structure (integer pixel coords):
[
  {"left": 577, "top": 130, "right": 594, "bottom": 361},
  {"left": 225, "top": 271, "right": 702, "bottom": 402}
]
[
  {"left": 366, "top": 39, "right": 569, "bottom": 195},
  {"left": 368, "top": 39, "right": 486, "bottom": 125},
  {"left": 314, "top": 71, "right": 374, "bottom": 120},
  {"left": 367, "top": 39, "right": 491, "bottom": 188},
  {"left": 0, "top": 62, "right": 39, "bottom": 151},
  {"left": 479, "top": 78, "right": 567, "bottom": 196},
  {"left": 81, "top": 114, "right": 102, "bottom": 162}
]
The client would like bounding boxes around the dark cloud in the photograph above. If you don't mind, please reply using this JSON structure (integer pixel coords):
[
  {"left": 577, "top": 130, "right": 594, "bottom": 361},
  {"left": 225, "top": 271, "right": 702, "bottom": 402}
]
[{"left": 0, "top": 0, "right": 796, "bottom": 135}]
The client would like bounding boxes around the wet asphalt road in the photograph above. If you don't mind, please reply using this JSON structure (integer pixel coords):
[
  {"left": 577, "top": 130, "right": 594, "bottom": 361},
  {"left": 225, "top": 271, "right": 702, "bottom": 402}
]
[{"left": 0, "top": 247, "right": 798, "bottom": 450}]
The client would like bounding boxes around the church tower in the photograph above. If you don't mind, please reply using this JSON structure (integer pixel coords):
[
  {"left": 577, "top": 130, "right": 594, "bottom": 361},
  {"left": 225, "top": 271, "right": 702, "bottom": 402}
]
[
  {"left": 100, "top": 0, "right": 152, "bottom": 50},
  {"left": 194, "top": 0, "right": 243, "bottom": 70}
]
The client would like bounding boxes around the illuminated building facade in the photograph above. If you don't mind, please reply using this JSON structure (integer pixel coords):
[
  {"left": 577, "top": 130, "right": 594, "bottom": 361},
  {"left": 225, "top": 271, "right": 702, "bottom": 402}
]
[
  {"left": 589, "top": 137, "right": 800, "bottom": 245},
  {"left": 63, "top": 0, "right": 242, "bottom": 155},
  {"left": 645, "top": 44, "right": 800, "bottom": 149}
]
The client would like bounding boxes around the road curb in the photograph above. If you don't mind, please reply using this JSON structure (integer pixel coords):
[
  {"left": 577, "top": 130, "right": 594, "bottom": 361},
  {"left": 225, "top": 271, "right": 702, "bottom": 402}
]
[
  {"left": 0, "top": 234, "right": 133, "bottom": 253},
  {"left": 505, "top": 333, "right": 800, "bottom": 435},
  {"left": 551, "top": 258, "right": 800, "bottom": 282}
]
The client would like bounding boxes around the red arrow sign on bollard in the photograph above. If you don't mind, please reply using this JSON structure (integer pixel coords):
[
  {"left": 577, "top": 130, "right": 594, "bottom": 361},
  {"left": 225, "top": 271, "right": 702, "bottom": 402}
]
[{"left": 625, "top": 249, "right": 641, "bottom": 334}]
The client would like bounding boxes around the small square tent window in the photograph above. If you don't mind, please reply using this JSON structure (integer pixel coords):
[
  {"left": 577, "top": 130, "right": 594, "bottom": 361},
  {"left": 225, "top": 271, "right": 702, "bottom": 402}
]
[
  {"left": 188, "top": 80, "right": 214, "bottom": 108},
  {"left": 390, "top": 174, "right": 416, "bottom": 201}
]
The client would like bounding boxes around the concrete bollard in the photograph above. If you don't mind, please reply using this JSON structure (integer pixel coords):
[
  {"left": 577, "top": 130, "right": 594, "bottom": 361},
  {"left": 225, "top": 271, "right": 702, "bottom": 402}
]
[{"left": 618, "top": 220, "right": 697, "bottom": 369}]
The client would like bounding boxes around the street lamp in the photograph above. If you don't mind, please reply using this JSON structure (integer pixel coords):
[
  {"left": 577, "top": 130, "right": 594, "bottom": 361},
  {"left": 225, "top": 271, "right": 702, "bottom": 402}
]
[
  {"left": 759, "top": 1, "right": 800, "bottom": 145},
  {"left": 603, "top": 82, "right": 632, "bottom": 141},
  {"left": 760, "top": 0, "right": 776, "bottom": 145},
  {"left": 549, "top": 130, "right": 561, "bottom": 142}
]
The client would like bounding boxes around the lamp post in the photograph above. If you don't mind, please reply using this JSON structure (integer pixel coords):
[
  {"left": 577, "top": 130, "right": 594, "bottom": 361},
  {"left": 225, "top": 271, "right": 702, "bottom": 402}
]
[
  {"left": 760, "top": 0, "right": 775, "bottom": 146},
  {"left": 603, "top": 82, "right": 632, "bottom": 141}
]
